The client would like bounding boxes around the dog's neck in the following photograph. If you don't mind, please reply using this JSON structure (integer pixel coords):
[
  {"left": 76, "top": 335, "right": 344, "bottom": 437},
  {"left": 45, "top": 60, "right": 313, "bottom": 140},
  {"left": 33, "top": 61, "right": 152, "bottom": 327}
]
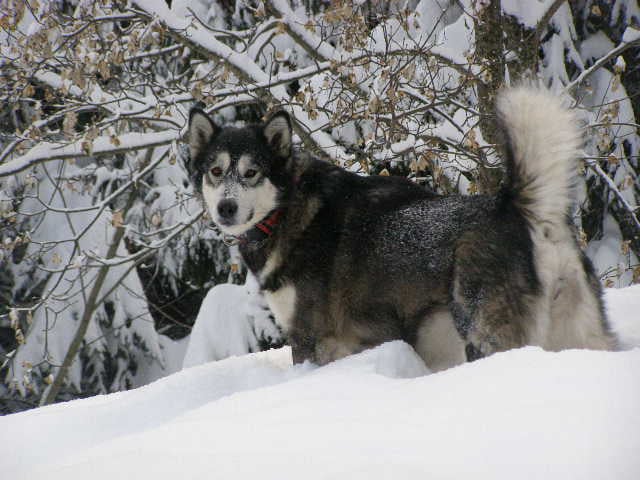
[
  {"left": 223, "top": 209, "right": 285, "bottom": 248},
  {"left": 238, "top": 156, "right": 321, "bottom": 288}
]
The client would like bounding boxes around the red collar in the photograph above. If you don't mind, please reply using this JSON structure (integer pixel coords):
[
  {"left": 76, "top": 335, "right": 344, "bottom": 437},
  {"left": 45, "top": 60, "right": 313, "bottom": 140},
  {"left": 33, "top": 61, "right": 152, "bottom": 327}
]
[
  {"left": 222, "top": 209, "right": 284, "bottom": 247},
  {"left": 253, "top": 209, "right": 283, "bottom": 237}
]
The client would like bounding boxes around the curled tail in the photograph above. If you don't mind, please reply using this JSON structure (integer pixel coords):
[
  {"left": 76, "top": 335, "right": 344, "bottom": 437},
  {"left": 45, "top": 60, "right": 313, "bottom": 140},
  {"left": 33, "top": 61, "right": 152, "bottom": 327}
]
[{"left": 497, "top": 87, "right": 582, "bottom": 226}]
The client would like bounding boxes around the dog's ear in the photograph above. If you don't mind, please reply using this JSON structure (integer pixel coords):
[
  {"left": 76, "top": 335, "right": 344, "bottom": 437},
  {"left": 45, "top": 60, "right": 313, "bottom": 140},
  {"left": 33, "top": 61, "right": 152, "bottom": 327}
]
[
  {"left": 263, "top": 111, "right": 292, "bottom": 158},
  {"left": 188, "top": 108, "right": 219, "bottom": 160}
]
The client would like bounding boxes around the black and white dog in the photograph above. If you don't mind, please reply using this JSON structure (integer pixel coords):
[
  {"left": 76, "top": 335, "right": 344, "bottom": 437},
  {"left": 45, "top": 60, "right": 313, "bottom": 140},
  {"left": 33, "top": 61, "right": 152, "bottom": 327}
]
[{"left": 186, "top": 87, "right": 615, "bottom": 370}]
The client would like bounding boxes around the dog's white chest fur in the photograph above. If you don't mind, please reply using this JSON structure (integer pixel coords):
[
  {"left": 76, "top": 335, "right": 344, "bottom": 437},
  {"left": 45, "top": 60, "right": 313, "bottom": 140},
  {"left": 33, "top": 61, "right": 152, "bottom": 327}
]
[
  {"left": 259, "top": 250, "right": 296, "bottom": 332},
  {"left": 264, "top": 285, "right": 296, "bottom": 332}
]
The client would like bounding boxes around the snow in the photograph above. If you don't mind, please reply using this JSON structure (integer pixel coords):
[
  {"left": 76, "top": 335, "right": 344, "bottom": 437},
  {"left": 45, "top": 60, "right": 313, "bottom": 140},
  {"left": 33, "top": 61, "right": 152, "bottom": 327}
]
[
  {"left": 587, "top": 214, "right": 639, "bottom": 287},
  {"left": 579, "top": 31, "right": 615, "bottom": 64},
  {"left": 604, "top": 284, "right": 640, "bottom": 350},
  {"left": 2, "top": 287, "right": 640, "bottom": 479},
  {"left": 4, "top": 153, "right": 178, "bottom": 396},
  {"left": 182, "top": 274, "right": 281, "bottom": 367},
  {"left": 501, "top": 0, "right": 558, "bottom": 28},
  {"left": 622, "top": 26, "right": 640, "bottom": 44},
  {"left": 615, "top": 55, "right": 627, "bottom": 73}
]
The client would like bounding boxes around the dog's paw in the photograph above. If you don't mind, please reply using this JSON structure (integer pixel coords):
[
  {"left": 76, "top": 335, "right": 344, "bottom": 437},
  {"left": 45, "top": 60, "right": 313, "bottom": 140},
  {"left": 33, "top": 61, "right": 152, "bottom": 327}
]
[{"left": 465, "top": 343, "right": 484, "bottom": 362}]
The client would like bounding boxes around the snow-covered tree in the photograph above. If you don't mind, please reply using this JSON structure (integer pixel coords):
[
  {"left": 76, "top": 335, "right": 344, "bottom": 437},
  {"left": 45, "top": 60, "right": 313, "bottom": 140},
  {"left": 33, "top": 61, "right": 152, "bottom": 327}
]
[{"left": 1, "top": 0, "right": 638, "bottom": 412}]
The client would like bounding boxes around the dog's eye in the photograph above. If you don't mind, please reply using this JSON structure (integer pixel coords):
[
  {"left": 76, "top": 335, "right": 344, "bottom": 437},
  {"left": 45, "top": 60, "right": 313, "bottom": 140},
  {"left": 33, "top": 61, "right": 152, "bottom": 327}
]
[
  {"left": 244, "top": 169, "right": 257, "bottom": 179},
  {"left": 210, "top": 167, "right": 223, "bottom": 177}
]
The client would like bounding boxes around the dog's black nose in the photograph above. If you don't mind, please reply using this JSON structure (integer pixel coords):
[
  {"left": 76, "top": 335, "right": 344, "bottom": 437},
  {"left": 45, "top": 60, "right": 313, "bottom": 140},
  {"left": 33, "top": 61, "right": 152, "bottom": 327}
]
[{"left": 217, "top": 199, "right": 238, "bottom": 220}]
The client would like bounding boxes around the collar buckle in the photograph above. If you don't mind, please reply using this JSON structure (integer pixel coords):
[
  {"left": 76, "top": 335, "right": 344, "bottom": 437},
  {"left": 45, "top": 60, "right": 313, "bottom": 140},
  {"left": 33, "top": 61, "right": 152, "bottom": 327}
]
[{"left": 222, "top": 234, "right": 241, "bottom": 247}]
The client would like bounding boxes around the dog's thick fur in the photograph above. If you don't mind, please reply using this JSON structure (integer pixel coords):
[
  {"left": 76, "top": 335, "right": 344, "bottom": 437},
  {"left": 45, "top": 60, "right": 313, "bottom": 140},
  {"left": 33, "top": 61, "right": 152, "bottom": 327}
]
[{"left": 187, "top": 87, "right": 615, "bottom": 370}]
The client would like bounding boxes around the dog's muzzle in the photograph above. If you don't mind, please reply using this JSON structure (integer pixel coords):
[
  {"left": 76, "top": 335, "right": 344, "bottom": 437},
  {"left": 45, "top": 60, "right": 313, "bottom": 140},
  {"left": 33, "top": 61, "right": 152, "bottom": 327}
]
[{"left": 217, "top": 199, "right": 238, "bottom": 224}]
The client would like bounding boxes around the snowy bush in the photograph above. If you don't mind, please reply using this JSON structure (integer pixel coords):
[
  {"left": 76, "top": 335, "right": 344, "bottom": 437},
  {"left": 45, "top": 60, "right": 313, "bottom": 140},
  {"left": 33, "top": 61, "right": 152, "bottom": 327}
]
[
  {"left": 0, "top": 0, "right": 639, "bottom": 411},
  {"left": 183, "top": 273, "right": 283, "bottom": 368}
]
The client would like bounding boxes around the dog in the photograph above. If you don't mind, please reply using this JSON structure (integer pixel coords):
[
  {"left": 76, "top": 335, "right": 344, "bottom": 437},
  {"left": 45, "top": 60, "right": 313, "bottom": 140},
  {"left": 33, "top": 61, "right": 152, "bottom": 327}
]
[{"left": 185, "top": 87, "right": 615, "bottom": 370}]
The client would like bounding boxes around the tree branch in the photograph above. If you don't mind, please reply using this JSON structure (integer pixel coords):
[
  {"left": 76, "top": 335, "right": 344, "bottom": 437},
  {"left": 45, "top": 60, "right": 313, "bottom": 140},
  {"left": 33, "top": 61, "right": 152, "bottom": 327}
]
[
  {"left": 0, "top": 130, "right": 177, "bottom": 177},
  {"left": 130, "top": 0, "right": 351, "bottom": 164},
  {"left": 39, "top": 185, "right": 139, "bottom": 405},
  {"left": 532, "top": 0, "right": 566, "bottom": 46},
  {"left": 564, "top": 27, "right": 640, "bottom": 94}
]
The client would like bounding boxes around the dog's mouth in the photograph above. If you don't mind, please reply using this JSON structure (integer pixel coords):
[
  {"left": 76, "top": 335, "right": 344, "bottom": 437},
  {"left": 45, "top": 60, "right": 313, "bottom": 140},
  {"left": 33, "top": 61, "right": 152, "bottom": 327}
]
[{"left": 214, "top": 208, "right": 256, "bottom": 235}]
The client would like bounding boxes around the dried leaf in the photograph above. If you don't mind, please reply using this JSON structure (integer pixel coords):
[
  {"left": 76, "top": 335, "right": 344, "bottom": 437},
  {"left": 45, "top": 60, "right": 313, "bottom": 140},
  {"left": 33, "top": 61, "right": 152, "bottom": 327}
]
[
  {"left": 621, "top": 240, "right": 630, "bottom": 255},
  {"left": 151, "top": 212, "right": 162, "bottom": 227},
  {"left": 81, "top": 140, "right": 92, "bottom": 156},
  {"left": 63, "top": 111, "right": 78, "bottom": 137},
  {"left": 111, "top": 210, "right": 124, "bottom": 228},
  {"left": 23, "top": 84, "right": 35, "bottom": 97},
  {"left": 9, "top": 309, "right": 18, "bottom": 329},
  {"left": 612, "top": 74, "right": 621, "bottom": 92}
]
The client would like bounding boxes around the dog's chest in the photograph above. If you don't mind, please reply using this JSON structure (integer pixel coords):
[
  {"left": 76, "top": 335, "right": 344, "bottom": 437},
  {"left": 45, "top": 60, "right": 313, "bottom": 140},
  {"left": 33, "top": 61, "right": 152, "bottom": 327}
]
[
  {"left": 256, "top": 249, "right": 296, "bottom": 332},
  {"left": 264, "top": 285, "right": 296, "bottom": 332}
]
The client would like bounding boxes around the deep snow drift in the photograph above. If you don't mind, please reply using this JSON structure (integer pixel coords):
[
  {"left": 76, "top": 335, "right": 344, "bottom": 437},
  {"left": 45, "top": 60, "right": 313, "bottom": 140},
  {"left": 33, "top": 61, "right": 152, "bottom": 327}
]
[{"left": 1, "top": 286, "right": 640, "bottom": 479}]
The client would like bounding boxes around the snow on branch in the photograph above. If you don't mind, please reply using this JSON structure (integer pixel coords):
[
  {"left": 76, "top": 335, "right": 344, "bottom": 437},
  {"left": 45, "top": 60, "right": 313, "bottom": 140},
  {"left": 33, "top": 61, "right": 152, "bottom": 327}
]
[
  {"left": 269, "top": 0, "right": 473, "bottom": 78},
  {"left": 130, "top": 0, "right": 351, "bottom": 164},
  {"left": 587, "top": 160, "right": 640, "bottom": 231},
  {"left": 33, "top": 70, "right": 185, "bottom": 123},
  {"left": 0, "top": 130, "right": 178, "bottom": 177},
  {"left": 86, "top": 209, "right": 204, "bottom": 268},
  {"left": 564, "top": 26, "right": 640, "bottom": 94},
  {"left": 532, "top": 0, "right": 567, "bottom": 45},
  {"left": 267, "top": 0, "right": 339, "bottom": 61}
]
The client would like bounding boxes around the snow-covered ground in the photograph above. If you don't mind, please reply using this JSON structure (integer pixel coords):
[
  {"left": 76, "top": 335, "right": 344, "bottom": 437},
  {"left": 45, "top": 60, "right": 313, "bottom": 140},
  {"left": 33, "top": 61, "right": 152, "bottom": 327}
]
[{"left": 2, "top": 286, "right": 640, "bottom": 479}]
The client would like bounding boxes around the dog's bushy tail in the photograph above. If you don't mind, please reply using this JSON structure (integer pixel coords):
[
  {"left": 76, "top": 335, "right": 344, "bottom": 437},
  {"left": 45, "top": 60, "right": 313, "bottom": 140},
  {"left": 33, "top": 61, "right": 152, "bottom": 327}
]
[{"left": 497, "top": 87, "right": 581, "bottom": 226}]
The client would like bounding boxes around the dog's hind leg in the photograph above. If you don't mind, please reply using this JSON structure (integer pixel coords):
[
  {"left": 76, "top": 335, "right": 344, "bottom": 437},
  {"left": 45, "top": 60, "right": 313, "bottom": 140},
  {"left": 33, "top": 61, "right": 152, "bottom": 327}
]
[
  {"left": 542, "top": 245, "right": 616, "bottom": 351},
  {"left": 450, "top": 233, "right": 537, "bottom": 359},
  {"left": 414, "top": 307, "right": 466, "bottom": 371},
  {"left": 451, "top": 293, "right": 528, "bottom": 360}
]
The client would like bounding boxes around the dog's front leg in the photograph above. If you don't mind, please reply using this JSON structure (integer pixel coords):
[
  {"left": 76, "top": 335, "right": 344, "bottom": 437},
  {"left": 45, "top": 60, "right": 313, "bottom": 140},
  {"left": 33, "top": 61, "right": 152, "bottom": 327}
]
[
  {"left": 314, "top": 336, "right": 364, "bottom": 365},
  {"left": 288, "top": 332, "right": 359, "bottom": 365},
  {"left": 288, "top": 328, "right": 316, "bottom": 364}
]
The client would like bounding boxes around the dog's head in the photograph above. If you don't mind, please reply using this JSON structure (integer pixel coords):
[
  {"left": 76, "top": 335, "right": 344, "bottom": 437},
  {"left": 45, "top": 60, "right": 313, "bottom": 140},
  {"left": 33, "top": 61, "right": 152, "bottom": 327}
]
[{"left": 186, "top": 109, "right": 292, "bottom": 235}]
